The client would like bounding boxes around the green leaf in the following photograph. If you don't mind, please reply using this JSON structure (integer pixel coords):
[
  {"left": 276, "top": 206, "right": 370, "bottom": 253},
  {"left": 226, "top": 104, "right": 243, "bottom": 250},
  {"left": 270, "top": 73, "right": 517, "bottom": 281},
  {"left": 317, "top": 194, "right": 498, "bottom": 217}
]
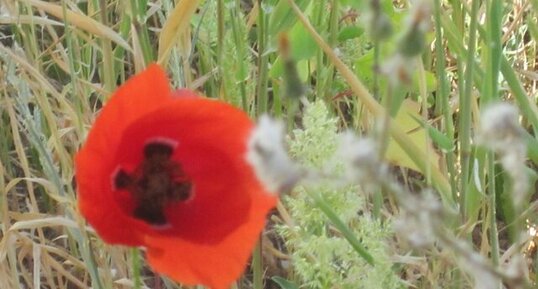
[
  {"left": 289, "top": 22, "right": 318, "bottom": 61},
  {"left": 355, "top": 50, "right": 437, "bottom": 95},
  {"left": 385, "top": 100, "right": 441, "bottom": 172},
  {"left": 268, "top": 0, "right": 310, "bottom": 36},
  {"left": 354, "top": 49, "right": 376, "bottom": 85},
  {"left": 410, "top": 115, "right": 454, "bottom": 152},
  {"left": 272, "top": 277, "right": 300, "bottom": 289},
  {"left": 412, "top": 69, "right": 437, "bottom": 94},
  {"left": 523, "top": 130, "right": 538, "bottom": 164},
  {"left": 338, "top": 0, "right": 364, "bottom": 9},
  {"left": 338, "top": 26, "right": 364, "bottom": 42},
  {"left": 270, "top": 58, "right": 309, "bottom": 81}
]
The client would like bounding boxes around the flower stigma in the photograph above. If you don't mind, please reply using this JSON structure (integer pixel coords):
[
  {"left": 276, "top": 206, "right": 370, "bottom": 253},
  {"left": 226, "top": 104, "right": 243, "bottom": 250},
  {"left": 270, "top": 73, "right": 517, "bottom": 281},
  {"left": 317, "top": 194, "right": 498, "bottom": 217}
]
[{"left": 113, "top": 141, "right": 192, "bottom": 226}]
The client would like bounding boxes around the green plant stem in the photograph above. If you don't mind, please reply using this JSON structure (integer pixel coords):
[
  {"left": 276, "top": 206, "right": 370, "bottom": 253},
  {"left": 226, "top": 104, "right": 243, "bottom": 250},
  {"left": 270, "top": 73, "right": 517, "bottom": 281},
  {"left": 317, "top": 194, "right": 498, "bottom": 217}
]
[
  {"left": 252, "top": 240, "right": 264, "bottom": 289},
  {"left": 217, "top": 0, "right": 224, "bottom": 66},
  {"left": 309, "top": 191, "right": 375, "bottom": 265},
  {"left": 98, "top": 0, "right": 115, "bottom": 92},
  {"left": 230, "top": 0, "right": 248, "bottom": 110},
  {"left": 321, "top": 0, "right": 339, "bottom": 101},
  {"left": 313, "top": 2, "right": 324, "bottom": 101},
  {"left": 256, "top": 0, "right": 269, "bottom": 114},
  {"left": 60, "top": 0, "right": 85, "bottom": 124},
  {"left": 371, "top": 13, "right": 384, "bottom": 220},
  {"left": 484, "top": 0, "right": 502, "bottom": 271},
  {"left": 132, "top": 248, "right": 142, "bottom": 289},
  {"left": 130, "top": 0, "right": 154, "bottom": 65},
  {"left": 448, "top": 1, "right": 538, "bottom": 134},
  {"left": 487, "top": 152, "right": 500, "bottom": 268},
  {"left": 433, "top": 0, "right": 457, "bottom": 199},
  {"left": 216, "top": 0, "right": 225, "bottom": 98},
  {"left": 458, "top": 0, "right": 479, "bottom": 221}
]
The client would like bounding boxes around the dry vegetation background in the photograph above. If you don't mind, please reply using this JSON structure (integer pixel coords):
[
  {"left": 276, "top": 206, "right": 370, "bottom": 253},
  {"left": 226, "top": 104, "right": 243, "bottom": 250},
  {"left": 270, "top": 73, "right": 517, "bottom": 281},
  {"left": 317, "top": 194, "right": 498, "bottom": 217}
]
[{"left": 0, "top": 0, "right": 538, "bottom": 289}]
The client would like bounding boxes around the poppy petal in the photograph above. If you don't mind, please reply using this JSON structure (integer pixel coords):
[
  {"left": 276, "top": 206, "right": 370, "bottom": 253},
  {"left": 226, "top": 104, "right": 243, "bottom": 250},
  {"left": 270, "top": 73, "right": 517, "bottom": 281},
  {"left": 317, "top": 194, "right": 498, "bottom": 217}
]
[
  {"left": 144, "top": 184, "right": 277, "bottom": 289},
  {"left": 172, "top": 88, "right": 199, "bottom": 98},
  {"left": 76, "top": 150, "right": 144, "bottom": 245},
  {"left": 113, "top": 98, "right": 263, "bottom": 242},
  {"left": 91, "top": 64, "right": 172, "bottom": 145},
  {"left": 76, "top": 64, "right": 172, "bottom": 244},
  {"left": 76, "top": 64, "right": 279, "bottom": 288}
]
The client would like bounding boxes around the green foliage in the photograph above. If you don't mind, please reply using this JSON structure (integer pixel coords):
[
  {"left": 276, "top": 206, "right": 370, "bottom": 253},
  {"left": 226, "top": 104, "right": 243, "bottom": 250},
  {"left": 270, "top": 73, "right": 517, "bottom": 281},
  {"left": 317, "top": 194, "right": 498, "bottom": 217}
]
[
  {"left": 196, "top": 0, "right": 255, "bottom": 108},
  {"left": 2, "top": 0, "right": 538, "bottom": 287},
  {"left": 268, "top": 0, "right": 311, "bottom": 36},
  {"left": 272, "top": 276, "right": 300, "bottom": 289},
  {"left": 278, "top": 101, "right": 404, "bottom": 289}
]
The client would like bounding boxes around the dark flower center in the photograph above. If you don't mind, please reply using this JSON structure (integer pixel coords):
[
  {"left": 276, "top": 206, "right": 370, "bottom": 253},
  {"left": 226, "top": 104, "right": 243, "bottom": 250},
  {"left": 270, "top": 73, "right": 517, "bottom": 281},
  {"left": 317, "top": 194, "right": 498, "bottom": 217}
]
[{"left": 114, "top": 141, "right": 192, "bottom": 225}]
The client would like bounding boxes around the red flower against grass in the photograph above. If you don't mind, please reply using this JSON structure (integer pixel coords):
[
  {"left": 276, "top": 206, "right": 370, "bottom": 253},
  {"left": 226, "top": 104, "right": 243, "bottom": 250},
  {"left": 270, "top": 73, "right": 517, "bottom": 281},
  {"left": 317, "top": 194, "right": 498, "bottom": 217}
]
[{"left": 75, "top": 64, "right": 278, "bottom": 289}]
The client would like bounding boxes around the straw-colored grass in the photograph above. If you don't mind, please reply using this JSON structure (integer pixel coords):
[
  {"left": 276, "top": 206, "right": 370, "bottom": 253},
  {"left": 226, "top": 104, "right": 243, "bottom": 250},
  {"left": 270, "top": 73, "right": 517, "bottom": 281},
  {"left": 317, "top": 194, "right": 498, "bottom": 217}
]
[{"left": 1, "top": 0, "right": 537, "bottom": 288}]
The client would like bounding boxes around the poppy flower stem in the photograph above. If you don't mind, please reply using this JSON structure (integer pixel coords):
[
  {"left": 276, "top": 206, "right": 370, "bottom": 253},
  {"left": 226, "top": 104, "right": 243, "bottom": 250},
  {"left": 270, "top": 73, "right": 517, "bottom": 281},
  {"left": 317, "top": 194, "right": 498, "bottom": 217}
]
[{"left": 131, "top": 248, "right": 142, "bottom": 289}]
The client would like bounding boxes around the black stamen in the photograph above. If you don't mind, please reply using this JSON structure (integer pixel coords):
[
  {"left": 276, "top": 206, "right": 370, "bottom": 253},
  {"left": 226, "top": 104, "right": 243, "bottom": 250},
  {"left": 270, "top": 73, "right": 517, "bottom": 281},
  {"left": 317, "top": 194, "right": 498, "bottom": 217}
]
[
  {"left": 114, "top": 169, "right": 132, "bottom": 189},
  {"left": 133, "top": 204, "right": 167, "bottom": 225},
  {"left": 171, "top": 182, "right": 192, "bottom": 201},
  {"left": 118, "top": 141, "right": 192, "bottom": 226},
  {"left": 144, "top": 142, "right": 173, "bottom": 158}
]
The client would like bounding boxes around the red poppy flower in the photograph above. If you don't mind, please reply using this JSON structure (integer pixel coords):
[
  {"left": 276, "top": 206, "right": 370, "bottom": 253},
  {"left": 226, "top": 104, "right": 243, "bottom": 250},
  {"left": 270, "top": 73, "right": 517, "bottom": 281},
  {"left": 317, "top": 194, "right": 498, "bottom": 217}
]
[{"left": 75, "top": 64, "right": 278, "bottom": 289}]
